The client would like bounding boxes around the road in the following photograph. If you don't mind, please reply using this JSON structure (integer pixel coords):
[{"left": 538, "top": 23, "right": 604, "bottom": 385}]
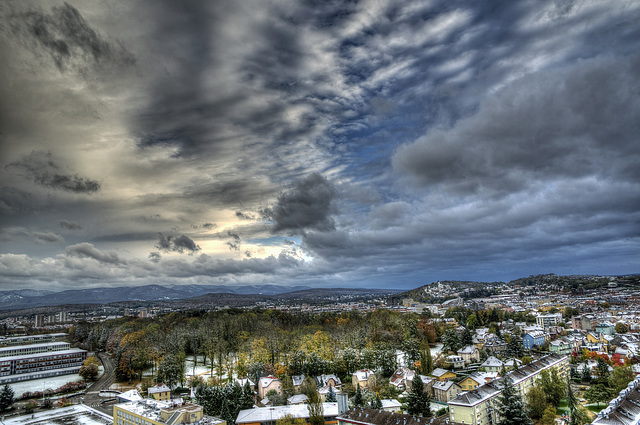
[{"left": 83, "top": 352, "right": 117, "bottom": 415}]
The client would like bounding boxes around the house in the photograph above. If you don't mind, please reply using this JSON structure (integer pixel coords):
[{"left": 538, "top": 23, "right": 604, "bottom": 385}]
[
  {"left": 352, "top": 369, "right": 375, "bottom": 389},
  {"left": 596, "top": 322, "right": 615, "bottom": 336},
  {"left": 446, "top": 355, "right": 465, "bottom": 369},
  {"left": 431, "top": 368, "right": 456, "bottom": 382},
  {"left": 406, "top": 374, "right": 434, "bottom": 395},
  {"left": 480, "top": 356, "right": 503, "bottom": 373},
  {"left": 549, "top": 339, "right": 572, "bottom": 356},
  {"left": 380, "top": 399, "right": 402, "bottom": 413},
  {"left": 503, "top": 358, "right": 523, "bottom": 370},
  {"left": 457, "top": 345, "right": 480, "bottom": 364},
  {"left": 433, "top": 380, "right": 462, "bottom": 403},
  {"left": 287, "top": 394, "right": 309, "bottom": 405},
  {"left": 523, "top": 331, "right": 546, "bottom": 350},
  {"left": 316, "top": 374, "right": 341, "bottom": 389},
  {"left": 114, "top": 397, "right": 218, "bottom": 425},
  {"left": 536, "top": 313, "right": 562, "bottom": 329},
  {"left": 292, "top": 374, "right": 305, "bottom": 392},
  {"left": 258, "top": 375, "right": 282, "bottom": 399},
  {"left": 148, "top": 383, "right": 171, "bottom": 401},
  {"left": 389, "top": 367, "right": 415, "bottom": 389},
  {"left": 237, "top": 403, "right": 339, "bottom": 425},
  {"left": 483, "top": 336, "right": 507, "bottom": 356},
  {"left": 459, "top": 372, "right": 498, "bottom": 392},
  {"left": 318, "top": 384, "right": 342, "bottom": 402}
]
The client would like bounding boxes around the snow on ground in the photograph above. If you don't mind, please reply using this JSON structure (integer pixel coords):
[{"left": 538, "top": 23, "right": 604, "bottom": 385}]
[{"left": 8, "top": 366, "right": 103, "bottom": 398}]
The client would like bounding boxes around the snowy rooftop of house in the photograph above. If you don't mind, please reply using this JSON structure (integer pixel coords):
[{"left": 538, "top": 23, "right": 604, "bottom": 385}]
[
  {"left": 236, "top": 403, "right": 339, "bottom": 424},
  {"left": 2, "top": 405, "right": 111, "bottom": 424},
  {"left": 353, "top": 369, "right": 374, "bottom": 381},
  {"left": 481, "top": 356, "right": 503, "bottom": 367},
  {"left": 260, "top": 375, "right": 280, "bottom": 388},
  {"left": 292, "top": 374, "right": 305, "bottom": 386},
  {"left": 431, "top": 368, "right": 452, "bottom": 377},
  {"left": 433, "top": 380, "right": 456, "bottom": 391},
  {"left": 287, "top": 394, "right": 309, "bottom": 404},
  {"left": 458, "top": 345, "right": 477, "bottom": 354},
  {"left": 381, "top": 399, "right": 402, "bottom": 409},
  {"left": 116, "top": 398, "right": 200, "bottom": 423},
  {"left": 118, "top": 389, "right": 144, "bottom": 402},
  {"left": 148, "top": 383, "right": 170, "bottom": 394}
]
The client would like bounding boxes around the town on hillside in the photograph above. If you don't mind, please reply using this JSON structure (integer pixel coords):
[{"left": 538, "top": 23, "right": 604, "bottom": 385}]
[{"left": 0, "top": 274, "right": 639, "bottom": 425}]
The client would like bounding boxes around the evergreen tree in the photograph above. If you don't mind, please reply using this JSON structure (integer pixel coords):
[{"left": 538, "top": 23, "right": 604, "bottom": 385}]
[
  {"left": 497, "top": 377, "right": 533, "bottom": 425},
  {"left": 538, "top": 368, "right": 564, "bottom": 408},
  {"left": 424, "top": 347, "right": 434, "bottom": 375},
  {"left": 406, "top": 376, "right": 432, "bottom": 417},
  {"left": 370, "top": 394, "right": 382, "bottom": 409},
  {"left": 219, "top": 399, "right": 234, "bottom": 425},
  {"left": 461, "top": 327, "right": 473, "bottom": 347},
  {"left": 507, "top": 337, "right": 523, "bottom": 358},
  {"left": 581, "top": 366, "right": 591, "bottom": 383},
  {"left": 353, "top": 385, "right": 364, "bottom": 407},
  {"left": 0, "top": 384, "right": 14, "bottom": 411},
  {"left": 240, "top": 381, "right": 255, "bottom": 409},
  {"left": 326, "top": 385, "right": 337, "bottom": 402},
  {"left": 442, "top": 328, "right": 462, "bottom": 353},
  {"left": 566, "top": 374, "right": 589, "bottom": 425},
  {"left": 596, "top": 359, "right": 610, "bottom": 380}
]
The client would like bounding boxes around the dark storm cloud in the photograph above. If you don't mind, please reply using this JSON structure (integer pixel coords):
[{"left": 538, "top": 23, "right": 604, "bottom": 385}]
[
  {"left": 59, "top": 220, "right": 82, "bottom": 230},
  {"left": 0, "top": 187, "right": 37, "bottom": 215},
  {"left": 226, "top": 231, "right": 241, "bottom": 251},
  {"left": 235, "top": 211, "right": 255, "bottom": 221},
  {"left": 65, "top": 242, "right": 125, "bottom": 264},
  {"left": 267, "top": 173, "right": 338, "bottom": 234},
  {"left": 17, "top": 2, "right": 135, "bottom": 73},
  {"left": 155, "top": 233, "right": 201, "bottom": 254},
  {"left": 148, "top": 252, "right": 161, "bottom": 263},
  {"left": 7, "top": 151, "right": 100, "bottom": 194},
  {"left": 393, "top": 53, "right": 640, "bottom": 195}
]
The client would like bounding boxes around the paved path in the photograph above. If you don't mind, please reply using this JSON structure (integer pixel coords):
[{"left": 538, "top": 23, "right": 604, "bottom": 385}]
[{"left": 83, "top": 352, "right": 116, "bottom": 415}]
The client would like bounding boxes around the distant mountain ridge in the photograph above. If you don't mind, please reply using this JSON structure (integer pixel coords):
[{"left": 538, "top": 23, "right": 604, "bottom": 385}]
[{"left": 0, "top": 284, "right": 312, "bottom": 311}]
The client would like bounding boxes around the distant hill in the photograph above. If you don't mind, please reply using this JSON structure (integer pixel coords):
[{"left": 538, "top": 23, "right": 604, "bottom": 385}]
[{"left": 0, "top": 284, "right": 312, "bottom": 311}]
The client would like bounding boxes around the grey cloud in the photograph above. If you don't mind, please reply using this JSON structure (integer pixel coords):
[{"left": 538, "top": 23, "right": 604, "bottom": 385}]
[
  {"left": 65, "top": 242, "right": 125, "bottom": 265},
  {"left": 202, "top": 223, "right": 216, "bottom": 229},
  {"left": 235, "top": 211, "right": 255, "bottom": 220},
  {"left": 18, "top": 2, "right": 135, "bottom": 74},
  {"left": 148, "top": 252, "right": 161, "bottom": 263},
  {"left": 393, "top": 53, "right": 640, "bottom": 195},
  {"left": 59, "top": 220, "right": 82, "bottom": 230},
  {"left": 155, "top": 233, "right": 201, "bottom": 254},
  {"left": 226, "top": 231, "right": 241, "bottom": 251},
  {"left": 268, "top": 173, "right": 338, "bottom": 234},
  {"left": 32, "top": 231, "right": 65, "bottom": 243},
  {"left": 7, "top": 151, "right": 100, "bottom": 194}
]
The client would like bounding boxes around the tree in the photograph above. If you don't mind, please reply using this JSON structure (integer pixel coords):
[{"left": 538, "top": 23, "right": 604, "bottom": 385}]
[
  {"left": 406, "top": 376, "right": 432, "bottom": 417},
  {"left": 24, "top": 400, "right": 37, "bottom": 414},
  {"left": 566, "top": 375, "right": 589, "bottom": 425},
  {"left": 157, "top": 354, "right": 182, "bottom": 388},
  {"left": 240, "top": 380, "right": 255, "bottom": 409},
  {"left": 79, "top": 356, "right": 99, "bottom": 381},
  {"left": 0, "top": 384, "right": 14, "bottom": 411},
  {"left": 326, "top": 385, "right": 337, "bottom": 402},
  {"left": 353, "top": 385, "right": 364, "bottom": 407},
  {"left": 370, "top": 394, "right": 382, "bottom": 409},
  {"left": 301, "top": 378, "right": 324, "bottom": 425},
  {"left": 584, "top": 383, "right": 613, "bottom": 408},
  {"left": 507, "top": 337, "right": 523, "bottom": 358},
  {"left": 461, "top": 327, "right": 474, "bottom": 346},
  {"left": 276, "top": 415, "right": 307, "bottom": 425},
  {"left": 540, "top": 406, "right": 557, "bottom": 425},
  {"left": 525, "top": 386, "right": 548, "bottom": 420},
  {"left": 420, "top": 347, "right": 434, "bottom": 375},
  {"left": 497, "top": 377, "right": 533, "bottom": 425},
  {"left": 441, "top": 328, "right": 462, "bottom": 353},
  {"left": 609, "top": 366, "right": 635, "bottom": 393},
  {"left": 615, "top": 323, "right": 628, "bottom": 334},
  {"left": 266, "top": 389, "right": 286, "bottom": 406},
  {"left": 537, "top": 368, "right": 565, "bottom": 408},
  {"left": 581, "top": 366, "right": 591, "bottom": 383},
  {"left": 596, "top": 359, "right": 610, "bottom": 380}
]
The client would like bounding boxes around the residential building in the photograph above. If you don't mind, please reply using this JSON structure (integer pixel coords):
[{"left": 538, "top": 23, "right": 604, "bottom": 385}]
[
  {"left": 316, "top": 374, "right": 341, "bottom": 389},
  {"left": 148, "top": 383, "right": 171, "bottom": 401},
  {"left": 458, "top": 345, "right": 481, "bottom": 364},
  {"left": 536, "top": 313, "right": 562, "bottom": 329},
  {"left": 0, "top": 333, "right": 67, "bottom": 347},
  {"left": 406, "top": 374, "right": 435, "bottom": 395},
  {"left": 549, "top": 339, "right": 572, "bottom": 356},
  {"left": 292, "top": 374, "right": 305, "bottom": 392},
  {"left": 258, "top": 375, "right": 282, "bottom": 399},
  {"left": 596, "top": 322, "right": 615, "bottom": 336},
  {"left": 447, "top": 355, "right": 466, "bottom": 369},
  {"left": 433, "top": 380, "right": 462, "bottom": 403},
  {"left": 431, "top": 368, "right": 456, "bottom": 382},
  {"left": 287, "top": 394, "right": 309, "bottom": 405},
  {"left": 480, "top": 357, "right": 503, "bottom": 373},
  {"left": 34, "top": 314, "right": 45, "bottom": 327},
  {"left": 236, "top": 403, "right": 339, "bottom": 425},
  {"left": 352, "top": 369, "right": 375, "bottom": 389},
  {"left": 523, "top": 331, "right": 546, "bottom": 350},
  {"left": 448, "top": 354, "right": 569, "bottom": 425},
  {"left": 572, "top": 315, "right": 596, "bottom": 331},
  {"left": 114, "top": 397, "right": 223, "bottom": 425},
  {"left": 459, "top": 372, "right": 499, "bottom": 392},
  {"left": 483, "top": 337, "right": 507, "bottom": 356},
  {"left": 3, "top": 404, "right": 112, "bottom": 425},
  {"left": 380, "top": 399, "right": 402, "bottom": 413},
  {"left": 389, "top": 367, "right": 415, "bottom": 389}
]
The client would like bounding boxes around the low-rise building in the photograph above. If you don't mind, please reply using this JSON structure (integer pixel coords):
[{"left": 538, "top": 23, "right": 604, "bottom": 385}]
[
  {"left": 458, "top": 346, "right": 481, "bottom": 364},
  {"left": 338, "top": 408, "right": 424, "bottom": 425},
  {"left": 433, "top": 380, "right": 462, "bottom": 403},
  {"left": 236, "top": 403, "right": 339, "bottom": 425},
  {"left": 431, "top": 368, "right": 456, "bottom": 382},
  {"left": 114, "top": 397, "right": 224, "bottom": 425},
  {"left": 258, "top": 375, "right": 282, "bottom": 399},
  {"left": 352, "top": 369, "right": 375, "bottom": 389},
  {"left": 0, "top": 347, "right": 87, "bottom": 384},
  {"left": 523, "top": 331, "right": 546, "bottom": 350},
  {"left": 148, "top": 383, "right": 171, "bottom": 401}
]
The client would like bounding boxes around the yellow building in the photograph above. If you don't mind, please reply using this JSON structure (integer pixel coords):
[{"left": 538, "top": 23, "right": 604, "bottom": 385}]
[
  {"left": 114, "top": 398, "right": 224, "bottom": 425},
  {"left": 148, "top": 383, "right": 171, "bottom": 401},
  {"left": 448, "top": 354, "right": 569, "bottom": 425},
  {"left": 431, "top": 367, "right": 457, "bottom": 382}
]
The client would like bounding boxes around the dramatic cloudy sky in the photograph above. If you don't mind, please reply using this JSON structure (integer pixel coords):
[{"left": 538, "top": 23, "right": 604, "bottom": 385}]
[{"left": 1, "top": 0, "right": 639, "bottom": 291}]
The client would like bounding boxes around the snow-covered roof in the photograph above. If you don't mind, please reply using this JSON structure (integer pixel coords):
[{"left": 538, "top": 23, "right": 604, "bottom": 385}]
[
  {"left": 236, "top": 403, "right": 339, "bottom": 424},
  {"left": 481, "top": 356, "right": 503, "bottom": 368},
  {"left": 148, "top": 383, "right": 170, "bottom": 394}
]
